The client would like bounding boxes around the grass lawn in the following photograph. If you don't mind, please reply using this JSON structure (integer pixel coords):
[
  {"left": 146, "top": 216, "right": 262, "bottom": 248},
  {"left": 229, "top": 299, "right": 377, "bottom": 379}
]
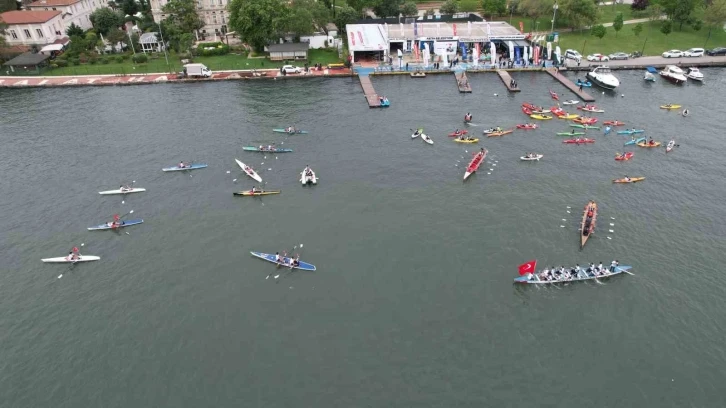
[
  {"left": 45, "top": 48, "right": 342, "bottom": 76},
  {"left": 556, "top": 21, "right": 726, "bottom": 56},
  {"left": 596, "top": 3, "right": 633, "bottom": 24}
]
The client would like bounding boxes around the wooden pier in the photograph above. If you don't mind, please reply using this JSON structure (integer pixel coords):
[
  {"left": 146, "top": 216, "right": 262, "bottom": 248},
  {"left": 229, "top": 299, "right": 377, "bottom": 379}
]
[
  {"left": 545, "top": 69, "right": 595, "bottom": 102},
  {"left": 454, "top": 72, "right": 472, "bottom": 93},
  {"left": 496, "top": 70, "right": 521, "bottom": 92},
  {"left": 358, "top": 75, "right": 381, "bottom": 108}
]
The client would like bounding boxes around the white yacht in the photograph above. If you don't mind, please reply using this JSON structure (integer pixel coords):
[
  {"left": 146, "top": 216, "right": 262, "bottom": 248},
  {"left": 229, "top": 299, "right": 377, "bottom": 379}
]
[
  {"left": 586, "top": 66, "right": 620, "bottom": 90},
  {"left": 659, "top": 65, "right": 687, "bottom": 84},
  {"left": 685, "top": 67, "right": 703, "bottom": 82}
]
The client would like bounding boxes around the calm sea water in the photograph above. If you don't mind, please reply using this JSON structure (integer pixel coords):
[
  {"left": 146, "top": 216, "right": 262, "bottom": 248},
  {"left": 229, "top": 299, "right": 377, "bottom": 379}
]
[{"left": 0, "top": 69, "right": 725, "bottom": 407}]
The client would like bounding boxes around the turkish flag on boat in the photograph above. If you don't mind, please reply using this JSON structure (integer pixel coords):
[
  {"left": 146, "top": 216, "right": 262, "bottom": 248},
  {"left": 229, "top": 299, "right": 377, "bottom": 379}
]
[{"left": 518, "top": 260, "right": 537, "bottom": 275}]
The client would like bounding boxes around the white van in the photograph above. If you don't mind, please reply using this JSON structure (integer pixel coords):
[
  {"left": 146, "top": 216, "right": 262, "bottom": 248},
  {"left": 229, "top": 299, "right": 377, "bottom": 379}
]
[
  {"left": 564, "top": 49, "right": 582, "bottom": 62},
  {"left": 683, "top": 48, "right": 704, "bottom": 57}
]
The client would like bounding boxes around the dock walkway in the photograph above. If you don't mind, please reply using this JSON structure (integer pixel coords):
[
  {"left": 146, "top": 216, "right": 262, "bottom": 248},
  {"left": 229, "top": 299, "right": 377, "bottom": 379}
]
[
  {"left": 545, "top": 69, "right": 595, "bottom": 102},
  {"left": 358, "top": 75, "right": 381, "bottom": 108},
  {"left": 496, "top": 70, "right": 521, "bottom": 92},
  {"left": 454, "top": 72, "right": 472, "bottom": 93}
]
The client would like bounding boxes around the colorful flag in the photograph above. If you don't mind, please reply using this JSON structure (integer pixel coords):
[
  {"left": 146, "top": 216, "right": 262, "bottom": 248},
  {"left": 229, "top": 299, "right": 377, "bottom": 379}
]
[
  {"left": 518, "top": 260, "right": 537, "bottom": 275},
  {"left": 453, "top": 23, "right": 457, "bottom": 36},
  {"left": 350, "top": 32, "right": 355, "bottom": 46},
  {"left": 519, "top": 21, "right": 524, "bottom": 33}
]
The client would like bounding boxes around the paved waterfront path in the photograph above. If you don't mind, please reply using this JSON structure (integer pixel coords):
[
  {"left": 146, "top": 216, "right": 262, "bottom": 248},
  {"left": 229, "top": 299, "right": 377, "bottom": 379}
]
[{"left": 564, "top": 55, "right": 726, "bottom": 70}]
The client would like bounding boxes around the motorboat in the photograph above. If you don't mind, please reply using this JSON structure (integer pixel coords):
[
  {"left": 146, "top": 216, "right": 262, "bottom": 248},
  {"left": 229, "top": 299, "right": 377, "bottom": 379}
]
[
  {"left": 685, "top": 67, "right": 703, "bottom": 82},
  {"left": 659, "top": 65, "right": 687, "bottom": 84},
  {"left": 644, "top": 66, "right": 657, "bottom": 82},
  {"left": 586, "top": 66, "right": 619, "bottom": 90}
]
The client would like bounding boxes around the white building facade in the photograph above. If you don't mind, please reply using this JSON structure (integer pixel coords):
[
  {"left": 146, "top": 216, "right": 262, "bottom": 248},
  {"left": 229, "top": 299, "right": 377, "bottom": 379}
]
[
  {"left": 0, "top": 10, "right": 66, "bottom": 46},
  {"left": 149, "top": 0, "right": 228, "bottom": 40},
  {"left": 26, "top": 0, "right": 106, "bottom": 31}
]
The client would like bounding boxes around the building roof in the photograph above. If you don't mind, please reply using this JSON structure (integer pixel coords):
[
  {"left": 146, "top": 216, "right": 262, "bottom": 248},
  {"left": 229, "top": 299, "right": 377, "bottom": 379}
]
[
  {"left": 356, "top": 13, "right": 484, "bottom": 25},
  {"left": 3, "top": 52, "right": 51, "bottom": 66},
  {"left": 139, "top": 32, "right": 159, "bottom": 44},
  {"left": 27, "top": 0, "right": 81, "bottom": 7},
  {"left": 267, "top": 43, "right": 309, "bottom": 53},
  {"left": 382, "top": 21, "right": 525, "bottom": 41},
  {"left": 0, "top": 10, "right": 62, "bottom": 24}
]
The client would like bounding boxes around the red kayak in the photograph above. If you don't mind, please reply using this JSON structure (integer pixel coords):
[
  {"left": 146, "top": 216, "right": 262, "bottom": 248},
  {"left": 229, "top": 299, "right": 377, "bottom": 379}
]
[
  {"left": 448, "top": 130, "right": 469, "bottom": 137},
  {"left": 572, "top": 117, "right": 598, "bottom": 125},
  {"left": 549, "top": 90, "right": 559, "bottom": 100},
  {"left": 516, "top": 124, "right": 538, "bottom": 130},
  {"left": 464, "top": 149, "right": 488, "bottom": 180},
  {"left": 550, "top": 107, "right": 566, "bottom": 116},
  {"left": 522, "top": 106, "right": 533, "bottom": 115},
  {"left": 615, "top": 152, "right": 634, "bottom": 161},
  {"left": 563, "top": 138, "right": 595, "bottom": 144},
  {"left": 604, "top": 120, "right": 625, "bottom": 126}
]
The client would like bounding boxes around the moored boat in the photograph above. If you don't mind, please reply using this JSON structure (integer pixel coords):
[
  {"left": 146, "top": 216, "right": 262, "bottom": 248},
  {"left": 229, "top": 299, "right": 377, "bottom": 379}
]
[
  {"left": 587, "top": 66, "right": 620, "bottom": 89},
  {"left": 580, "top": 200, "right": 597, "bottom": 249},
  {"left": 659, "top": 65, "right": 687, "bottom": 84},
  {"left": 685, "top": 67, "right": 703, "bottom": 81},
  {"left": 644, "top": 66, "right": 657, "bottom": 82},
  {"left": 464, "top": 149, "right": 487, "bottom": 180}
]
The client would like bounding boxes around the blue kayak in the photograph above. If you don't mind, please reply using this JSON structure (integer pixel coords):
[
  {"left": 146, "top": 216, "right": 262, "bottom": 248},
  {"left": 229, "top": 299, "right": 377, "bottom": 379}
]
[
  {"left": 575, "top": 80, "right": 592, "bottom": 87},
  {"left": 87, "top": 219, "right": 143, "bottom": 231},
  {"left": 624, "top": 137, "right": 646, "bottom": 146},
  {"left": 514, "top": 265, "right": 632, "bottom": 284},
  {"left": 379, "top": 99, "right": 390, "bottom": 107},
  {"left": 250, "top": 251, "right": 316, "bottom": 271},
  {"left": 162, "top": 163, "right": 208, "bottom": 172},
  {"left": 617, "top": 129, "right": 645, "bottom": 135}
]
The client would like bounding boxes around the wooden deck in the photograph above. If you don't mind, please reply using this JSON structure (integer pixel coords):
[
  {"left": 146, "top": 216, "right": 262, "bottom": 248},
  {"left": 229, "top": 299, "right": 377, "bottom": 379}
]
[
  {"left": 496, "top": 70, "right": 521, "bottom": 92},
  {"left": 454, "top": 72, "right": 472, "bottom": 93},
  {"left": 358, "top": 75, "right": 381, "bottom": 108},
  {"left": 545, "top": 69, "right": 595, "bottom": 102}
]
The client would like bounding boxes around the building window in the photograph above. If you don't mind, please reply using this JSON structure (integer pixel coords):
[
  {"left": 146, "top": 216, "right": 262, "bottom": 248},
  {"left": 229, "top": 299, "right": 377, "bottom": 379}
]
[
  {"left": 36, "top": 29, "right": 44, "bottom": 38},
  {"left": 52, "top": 7, "right": 56, "bottom": 9},
  {"left": 44, "top": 7, "right": 48, "bottom": 10},
  {"left": 212, "top": 14, "right": 217, "bottom": 24},
  {"left": 218, "top": 0, "right": 222, "bottom": 4},
  {"left": 10, "top": 30, "right": 18, "bottom": 39},
  {"left": 24, "top": 29, "right": 31, "bottom": 39},
  {"left": 197, "top": 0, "right": 201, "bottom": 8},
  {"left": 221, "top": 14, "right": 225, "bottom": 24}
]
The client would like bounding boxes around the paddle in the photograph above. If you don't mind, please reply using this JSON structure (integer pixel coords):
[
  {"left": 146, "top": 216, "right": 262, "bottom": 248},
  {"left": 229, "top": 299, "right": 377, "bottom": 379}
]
[
  {"left": 619, "top": 267, "right": 635, "bottom": 276},
  {"left": 267, "top": 245, "right": 297, "bottom": 280},
  {"left": 121, "top": 180, "right": 136, "bottom": 204},
  {"left": 276, "top": 244, "right": 305, "bottom": 282},
  {"left": 59, "top": 243, "right": 84, "bottom": 278}
]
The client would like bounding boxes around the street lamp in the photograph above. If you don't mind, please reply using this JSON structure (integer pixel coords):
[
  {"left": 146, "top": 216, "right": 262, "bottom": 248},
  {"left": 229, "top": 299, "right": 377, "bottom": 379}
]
[{"left": 551, "top": 2, "right": 559, "bottom": 33}]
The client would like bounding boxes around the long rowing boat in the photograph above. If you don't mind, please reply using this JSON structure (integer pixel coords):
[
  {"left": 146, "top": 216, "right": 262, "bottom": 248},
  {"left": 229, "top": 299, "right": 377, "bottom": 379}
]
[
  {"left": 87, "top": 219, "right": 144, "bottom": 231},
  {"left": 464, "top": 149, "right": 487, "bottom": 180},
  {"left": 250, "top": 251, "right": 316, "bottom": 271},
  {"left": 580, "top": 200, "right": 597, "bottom": 249},
  {"left": 514, "top": 265, "right": 633, "bottom": 284}
]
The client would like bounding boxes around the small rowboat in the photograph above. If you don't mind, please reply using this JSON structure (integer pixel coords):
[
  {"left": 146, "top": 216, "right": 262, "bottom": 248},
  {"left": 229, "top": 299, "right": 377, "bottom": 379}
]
[
  {"left": 520, "top": 154, "right": 543, "bottom": 161},
  {"left": 516, "top": 124, "right": 538, "bottom": 130},
  {"left": 563, "top": 138, "right": 595, "bottom": 144},
  {"left": 624, "top": 137, "right": 646, "bottom": 146},
  {"left": 464, "top": 149, "right": 487, "bottom": 180},
  {"left": 242, "top": 146, "right": 293, "bottom": 153},
  {"left": 557, "top": 132, "right": 585, "bottom": 136},
  {"left": 234, "top": 190, "right": 281, "bottom": 196},
  {"left": 487, "top": 129, "right": 514, "bottom": 137},
  {"left": 558, "top": 113, "right": 579, "bottom": 120},
  {"left": 617, "top": 129, "right": 645, "bottom": 135},
  {"left": 235, "top": 159, "right": 262, "bottom": 182},
  {"left": 42, "top": 255, "right": 100, "bottom": 263},
  {"left": 272, "top": 128, "right": 308, "bottom": 134},
  {"left": 98, "top": 187, "right": 146, "bottom": 195},
  {"left": 250, "top": 251, "right": 316, "bottom": 271},
  {"left": 301, "top": 168, "right": 317, "bottom": 185},
  {"left": 549, "top": 90, "right": 559, "bottom": 100},
  {"left": 666, "top": 140, "right": 676, "bottom": 153},
  {"left": 530, "top": 114, "right": 552, "bottom": 120},
  {"left": 603, "top": 120, "right": 625, "bottom": 126},
  {"left": 659, "top": 104, "right": 681, "bottom": 110},
  {"left": 448, "top": 130, "right": 468, "bottom": 137},
  {"left": 613, "top": 177, "right": 645, "bottom": 183},
  {"left": 454, "top": 138, "right": 479, "bottom": 143},
  {"left": 570, "top": 124, "right": 600, "bottom": 129},
  {"left": 562, "top": 100, "right": 580, "bottom": 105},
  {"left": 615, "top": 152, "right": 634, "bottom": 161},
  {"left": 421, "top": 134, "right": 434, "bottom": 145},
  {"left": 637, "top": 141, "right": 661, "bottom": 147},
  {"left": 575, "top": 80, "right": 593, "bottom": 88},
  {"left": 580, "top": 200, "right": 597, "bottom": 249},
  {"left": 162, "top": 163, "right": 207, "bottom": 172},
  {"left": 87, "top": 219, "right": 143, "bottom": 231},
  {"left": 514, "top": 265, "right": 633, "bottom": 284}
]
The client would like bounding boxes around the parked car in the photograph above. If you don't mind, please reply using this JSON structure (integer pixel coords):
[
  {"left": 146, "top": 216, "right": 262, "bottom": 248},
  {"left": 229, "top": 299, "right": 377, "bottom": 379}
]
[
  {"left": 281, "top": 65, "right": 302, "bottom": 74},
  {"left": 564, "top": 49, "right": 582, "bottom": 62},
  {"left": 706, "top": 47, "right": 726, "bottom": 56},
  {"left": 608, "top": 52, "right": 629, "bottom": 60},
  {"left": 683, "top": 48, "right": 704, "bottom": 57},
  {"left": 662, "top": 49, "right": 683, "bottom": 58},
  {"left": 586, "top": 53, "right": 610, "bottom": 62}
]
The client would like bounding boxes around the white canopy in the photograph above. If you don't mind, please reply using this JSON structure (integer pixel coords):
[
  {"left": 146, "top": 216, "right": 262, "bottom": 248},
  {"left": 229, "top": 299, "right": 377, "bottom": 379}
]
[
  {"left": 40, "top": 44, "right": 63, "bottom": 53},
  {"left": 346, "top": 24, "right": 388, "bottom": 52}
]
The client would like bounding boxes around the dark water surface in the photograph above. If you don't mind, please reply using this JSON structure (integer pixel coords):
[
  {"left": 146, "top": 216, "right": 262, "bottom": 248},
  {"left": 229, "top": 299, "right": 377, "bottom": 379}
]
[{"left": 1, "top": 69, "right": 725, "bottom": 407}]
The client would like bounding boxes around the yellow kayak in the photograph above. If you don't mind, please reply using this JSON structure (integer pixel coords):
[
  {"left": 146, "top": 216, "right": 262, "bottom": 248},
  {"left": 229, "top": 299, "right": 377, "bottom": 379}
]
[
  {"left": 233, "top": 190, "right": 281, "bottom": 196},
  {"left": 660, "top": 104, "right": 681, "bottom": 110},
  {"left": 637, "top": 142, "right": 661, "bottom": 148},
  {"left": 613, "top": 177, "right": 645, "bottom": 183},
  {"left": 557, "top": 113, "right": 579, "bottom": 120},
  {"left": 530, "top": 114, "right": 553, "bottom": 120},
  {"left": 454, "top": 138, "right": 479, "bottom": 143}
]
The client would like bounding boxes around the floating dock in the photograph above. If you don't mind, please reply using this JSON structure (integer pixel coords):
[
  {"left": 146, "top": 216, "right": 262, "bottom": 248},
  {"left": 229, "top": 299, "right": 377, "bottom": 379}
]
[
  {"left": 545, "top": 69, "right": 595, "bottom": 102},
  {"left": 454, "top": 72, "right": 472, "bottom": 93},
  {"left": 496, "top": 70, "right": 521, "bottom": 92},
  {"left": 358, "top": 75, "right": 381, "bottom": 108}
]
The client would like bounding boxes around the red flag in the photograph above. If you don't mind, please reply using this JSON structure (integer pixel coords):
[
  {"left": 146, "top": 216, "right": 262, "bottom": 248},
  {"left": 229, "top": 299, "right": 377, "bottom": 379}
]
[
  {"left": 519, "top": 21, "right": 524, "bottom": 33},
  {"left": 518, "top": 260, "right": 537, "bottom": 275},
  {"left": 453, "top": 23, "right": 457, "bottom": 36},
  {"left": 350, "top": 32, "right": 355, "bottom": 46}
]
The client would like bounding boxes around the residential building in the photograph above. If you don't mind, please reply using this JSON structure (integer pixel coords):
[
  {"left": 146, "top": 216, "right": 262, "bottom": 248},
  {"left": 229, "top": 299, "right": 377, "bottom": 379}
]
[
  {"left": 26, "top": 0, "right": 106, "bottom": 31},
  {"left": 0, "top": 10, "right": 65, "bottom": 46},
  {"left": 148, "top": 0, "right": 228, "bottom": 41}
]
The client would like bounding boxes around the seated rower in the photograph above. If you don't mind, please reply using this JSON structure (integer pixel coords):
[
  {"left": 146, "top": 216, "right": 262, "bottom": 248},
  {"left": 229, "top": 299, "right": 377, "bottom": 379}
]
[
  {"left": 624, "top": 175, "right": 631, "bottom": 182},
  {"left": 597, "top": 262, "right": 604, "bottom": 272},
  {"left": 178, "top": 161, "right": 187, "bottom": 168},
  {"left": 251, "top": 186, "right": 257, "bottom": 194},
  {"left": 275, "top": 252, "right": 282, "bottom": 263},
  {"left": 120, "top": 184, "right": 131, "bottom": 192},
  {"left": 67, "top": 251, "right": 80, "bottom": 261}
]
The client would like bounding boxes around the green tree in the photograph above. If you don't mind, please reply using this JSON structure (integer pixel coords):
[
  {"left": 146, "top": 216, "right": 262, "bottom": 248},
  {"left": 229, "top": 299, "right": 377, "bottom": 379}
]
[
  {"left": 612, "top": 12, "right": 623, "bottom": 37},
  {"left": 440, "top": 0, "right": 459, "bottom": 14},
  {"left": 122, "top": 0, "right": 139, "bottom": 16},
  {"left": 179, "top": 32, "right": 194, "bottom": 53},
  {"left": 162, "top": 0, "right": 203, "bottom": 33},
  {"left": 228, "top": 0, "right": 287, "bottom": 52},
  {"left": 590, "top": 23, "right": 606, "bottom": 40},
  {"left": 482, "top": 0, "right": 507, "bottom": 19},
  {"left": 659, "top": 0, "right": 697, "bottom": 30},
  {"left": 106, "top": 27, "right": 127, "bottom": 46},
  {"left": 704, "top": 0, "right": 726, "bottom": 33},
  {"left": 291, "top": 0, "right": 332, "bottom": 33},
  {"left": 0, "top": 16, "right": 7, "bottom": 48},
  {"left": 346, "top": 0, "right": 373, "bottom": 12},
  {"left": 90, "top": 8, "right": 125, "bottom": 35},
  {"left": 559, "top": 0, "right": 598, "bottom": 30},
  {"left": 85, "top": 32, "right": 98, "bottom": 50},
  {"left": 371, "top": 0, "right": 402, "bottom": 17},
  {"left": 66, "top": 22, "right": 84, "bottom": 37},
  {"left": 459, "top": 0, "right": 480, "bottom": 12},
  {"left": 660, "top": 19, "right": 672, "bottom": 37},
  {"left": 401, "top": 1, "right": 418, "bottom": 16},
  {"left": 107, "top": 0, "right": 119, "bottom": 10},
  {"left": 518, "top": 0, "right": 554, "bottom": 29},
  {"left": 0, "top": 0, "right": 18, "bottom": 12},
  {"left": 334, "top": 6, "right": 360, "bottom": 37},
  {"left": 283, "top": 6, "right": 313, "bottom": 36},
  {"left": 632, "top": 22, "right": 643, "bottom": 37}
]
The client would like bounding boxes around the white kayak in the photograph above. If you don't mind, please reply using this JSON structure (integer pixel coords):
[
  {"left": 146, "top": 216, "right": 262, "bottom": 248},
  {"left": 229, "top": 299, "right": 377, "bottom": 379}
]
[
  {"left": 666, "top": 140, "right": 675, "bottom": 153},
  {"left": 98, "top": 187, "right": 146, "bottom": 195},
  {"left": 301, "top": 169, "right": 317, "bottom": 185},
  {"left": 42, "top": 255, "right": 100, "bottom": 263},
  {"left": 421, "top": 134, "right": 434, "bottom": 145},
  {"left": 520, "top": 154, "right": 543, "bottom": 161},
  {"left": 235, "top": 159, "right": 262, "bottom": 182},
  {"left": 411, "top": 132, "right": 421, "bottom": 139},
  {"left": 562, "top": 100, "right": 580, "bottom": 105}
]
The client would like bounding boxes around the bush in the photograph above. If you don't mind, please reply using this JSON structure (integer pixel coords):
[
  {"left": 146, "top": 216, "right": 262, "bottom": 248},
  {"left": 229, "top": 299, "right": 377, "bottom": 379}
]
[
  {"left": 196, "top": 41, "right": 230, "bottom": 56},
  {"left": 100, "top": 57, "right": 110, "bottom": 64},
  {"left": 78, "top": 53, "right": 88, "bottom": 63},
  {"left": 121, "top": 54, "right": 131, "bottom": 60},
  {"left": 55, "top": 59, "right": 68, "bottom": 67},
  {"left": 89, "top": 58, "right": 98, "bottom": 64},
  {"left": 132, "top": 53, "right": 148, "bottom": 63},
  {"left": 116, "top": 55, "right": 125, "bottom": 63},
  {"left": 49, "top": 63, "right": 58, "bottom": 69},
  {"left": 70, "top": 57, "right": 80, "bottom": 66}
]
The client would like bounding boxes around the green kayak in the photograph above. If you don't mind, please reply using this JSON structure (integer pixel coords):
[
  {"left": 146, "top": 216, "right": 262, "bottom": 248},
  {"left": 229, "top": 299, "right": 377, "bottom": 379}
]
[
  {"left": 557, "top": 132, "right": 586, "bottom": 136},
  {"left": 569, "top": 124, "right": 600, "bottom": 130}
]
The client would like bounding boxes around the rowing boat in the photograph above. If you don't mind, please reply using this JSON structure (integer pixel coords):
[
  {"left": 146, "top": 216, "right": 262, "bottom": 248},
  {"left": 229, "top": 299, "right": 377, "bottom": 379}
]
[
  {"left": 464, "top": 149, "right": 487, "bottom": 180},
  {"left": 637, "top": 141, "right": 661, "bottom": 147},
  {"left": 233, "top": 190, "right": 281, "bottom": 196},
  {"left": 42, "top": 255, "right": 100, "bottom": 263},
  {"left": 448, "top": 130, "right": 468, "bottom": 137},
  {"left": 272, "top": 128, "right": 308, "bottom": 134},
  {"left": 603, "top": 120, "right": 625, "bottom": 126},
  {"left": 580, "top": 200, "right": 597, "bottom": 249},
  {"left": 514, "top": 265, "right": 633, "bottom": 284},
  {"left": 487, "top": 129, "right": 513, "bottom": 137},
  {"left": 549, "top": 90, "right": 559, "bottom": 100},
  {"left": 162, "top": 163, "right": 207, "bottom": 172},
  {"left": 98, "top": 188, "right": 146, "bottom": 195},
  {"left": 530, "top": 114, "right": 552, "bottom": 120},
  {"left": 235, "top": 159, "right": 263, "bottom": 182},
  {"left": 615, "top": 152, "right": 634, "bottom": 161},
  {"left": 572, "top": 117, "right": 598, "bottom": 125},
  {"left": 624, "top": 137, "right": 646, "bottom": 146},
  {"left": 453, "top": 138, "right": 479, "bottom": 143},
  {"left": 569, "top": 124, "right": 600, "bottom": 129},
  {"left": 520, "top": 154, "right": 543, "bottom": 161},
  {"left": 617, "top": 129, "right": 645, "bottom": 135},
  {"left": 87, "top": 219, "right": 143, "bottom": 231},
  {"left": 250, "top": 251, "right": 316, "bottom": 271},
  {"left": 300, "top": 168, "right": 317, "bottom": 185},
  {"left": 613, "top": 177, "right": 645, "bottom": 183},
  {"left": 659, "top": 104, "right": 681, "bottom": 110},
  {"left": 516, "top": 124, "right": 538, "bottom": 130},
  {"left": 411, "top": 129, "right": 423, "bottom": 139},
  {"left": 242, "top": 146, "right": 293, "bottom": 153},
  {"left": 563, "top": 138, "right": 595, "bottom": 144},
  {"left": 666, "top": 140, "right": 675, "bottom": 153},
  {"left": 562, "top": 100, "right": 580, "bottom": 105},
  {"left": 557, "top": 132, "right": 585, "bottom": 136},
  {"left": 557, "top": 113, "right": 579, "bottom": 120}
]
